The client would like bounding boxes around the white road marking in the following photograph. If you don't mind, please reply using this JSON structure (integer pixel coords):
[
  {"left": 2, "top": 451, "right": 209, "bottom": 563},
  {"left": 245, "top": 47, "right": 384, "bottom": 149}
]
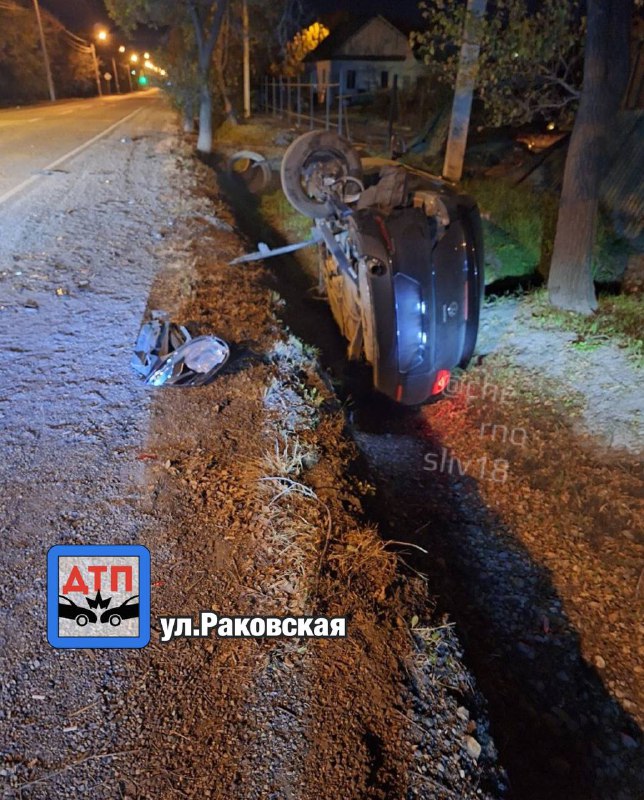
[
  {"left": 0, "top": 105, "right": 144, "bottom": 207},
  {"left": 56, "top": 106, "right": 86, "bottom": 116}
]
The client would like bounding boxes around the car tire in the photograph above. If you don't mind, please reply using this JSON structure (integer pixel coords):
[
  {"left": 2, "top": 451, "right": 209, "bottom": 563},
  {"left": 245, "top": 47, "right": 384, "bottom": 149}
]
[
  {"left": 458, "top": 203, "right": 485, "bottom": 368},
  {"left": 280, "top": 131, "right": 363, "bottom": 219}
]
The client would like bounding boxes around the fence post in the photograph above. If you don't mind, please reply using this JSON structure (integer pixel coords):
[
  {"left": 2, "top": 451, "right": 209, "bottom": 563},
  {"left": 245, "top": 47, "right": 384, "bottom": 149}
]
[
  {"left": 325, "top": 80, "right": 331, "bottom": 130},
  {"left": 388, "top": 74, "right": 399, "bottom": 149},
  {"left": 287, "top": 76, "right": 293, "bottom": 122},
  {"left": 337, "top": 69, "right": 344, "bottom": 136},
  {"left": 296, "top": 80, "right": 302, "bottom": 127},
  {"left": 272, "top": 78, "right": 276, "bottom": 116},
  {"left": 309, "top": 82, "right": 314, "bottom": 130},
  {"left": 278, "top": 78, "right": 283, "bottom": 117}
]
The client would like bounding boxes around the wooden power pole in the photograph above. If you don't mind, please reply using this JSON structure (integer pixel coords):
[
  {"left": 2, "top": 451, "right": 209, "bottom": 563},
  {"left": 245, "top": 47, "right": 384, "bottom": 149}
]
[
  {"left": 32, "top": 0, "right": 56, "bottom": 101},
  {"left": 242, "top": 0, "right": 251, "bottom": 118},
  {"left": 442, "top": 0, "right": 487, "bottom": 182}
]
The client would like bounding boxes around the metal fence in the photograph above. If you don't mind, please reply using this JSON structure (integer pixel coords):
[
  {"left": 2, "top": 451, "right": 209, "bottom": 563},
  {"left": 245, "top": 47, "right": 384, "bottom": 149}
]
[{"left": 260, "top": 77, "right": 353, "bottom": 140}]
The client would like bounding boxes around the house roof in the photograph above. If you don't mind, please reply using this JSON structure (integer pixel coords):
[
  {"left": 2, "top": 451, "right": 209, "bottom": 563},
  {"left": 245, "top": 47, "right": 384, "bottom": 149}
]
[{"left": 303, "top": 15, "right": 409, "bottom": 63}]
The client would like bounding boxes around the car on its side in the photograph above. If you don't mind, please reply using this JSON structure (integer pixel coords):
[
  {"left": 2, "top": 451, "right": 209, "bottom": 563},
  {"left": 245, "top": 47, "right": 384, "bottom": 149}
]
[{"left": 279, "top": 131, "right": 484, "bottom": 406}]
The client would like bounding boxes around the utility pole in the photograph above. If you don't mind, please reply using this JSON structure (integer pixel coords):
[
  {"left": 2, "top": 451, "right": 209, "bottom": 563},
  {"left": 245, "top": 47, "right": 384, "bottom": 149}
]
[
  {"left": 242, "top": 0, "right": 251, "bottom": 118},
  {"left": 111, "top": 57, "right": 121, "bottom": 93},
  {"left": 442, "top": 0, "right": 487, "bottom": 182},
  {"left": 32, "top": 0, "right": 55, "bottom": 101},
  {"left": 90, "top": 43, "right": 103, "bottom": 97}
]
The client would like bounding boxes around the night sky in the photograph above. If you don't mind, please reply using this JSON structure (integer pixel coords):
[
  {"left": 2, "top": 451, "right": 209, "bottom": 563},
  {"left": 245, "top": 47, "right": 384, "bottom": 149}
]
[
  {"left": 38, "top": 0, "right": 427, "bottom": 52},
  {"left": 41, "top": 0, "right": 158, "bottom": 49},
  {"left": 310, "top": 0, "right": 424, "bottom": 26},
  {"left": 40, "top": 0, "right": 426, "bottom": 35}
]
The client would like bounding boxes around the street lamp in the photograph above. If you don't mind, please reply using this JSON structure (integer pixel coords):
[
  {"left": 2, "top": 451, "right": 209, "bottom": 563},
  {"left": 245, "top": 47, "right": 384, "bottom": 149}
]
[
  {"left": 144, "top": 52, "right": 150, "bottom": 59},
  {"left": 97, "top": 30, "right": 108, "bottom": 41},
  {"left": 119, "top": 45, "right": 125, "bottom": 53},
  {"left": 130, "top": 53, "right": 139, "bottom": 63}
]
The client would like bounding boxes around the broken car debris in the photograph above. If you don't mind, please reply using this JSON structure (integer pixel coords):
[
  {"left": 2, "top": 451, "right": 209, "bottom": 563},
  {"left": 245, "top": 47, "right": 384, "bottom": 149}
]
[{"left": 131, "top": 310, "right": 229, "bottom": 387}]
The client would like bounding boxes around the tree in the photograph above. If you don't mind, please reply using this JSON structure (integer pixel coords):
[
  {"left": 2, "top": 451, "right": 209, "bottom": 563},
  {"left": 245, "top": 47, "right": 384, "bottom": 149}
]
[
  {"left": 547, "top": 0, "right": 633, "bottom": 313},
  {"left": 163, "top": 24, "right": 200, "bottom": 133},
  {"left": 106, "top": 0, "right": 229, "bottom": 152},
  {"left": 412, "top": 0, "right": 585, "bottom": 128},
  {"left": 0, "top": 1, "right": 95, "bottom": 104},
  {"left": 276, "top": 21, "right": 329, "bottom": 77}
]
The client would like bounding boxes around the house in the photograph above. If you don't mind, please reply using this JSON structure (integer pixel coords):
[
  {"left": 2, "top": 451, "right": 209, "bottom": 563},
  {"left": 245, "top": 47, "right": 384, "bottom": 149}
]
[{"left": 303, "top": 15, "right": 429, "bottom": 99}]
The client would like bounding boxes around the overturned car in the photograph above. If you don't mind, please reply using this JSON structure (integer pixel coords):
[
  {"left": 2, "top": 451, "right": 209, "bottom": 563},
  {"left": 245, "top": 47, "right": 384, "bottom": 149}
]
[{"left": 236, "top": 131, "right": 484, "bottom": 406}]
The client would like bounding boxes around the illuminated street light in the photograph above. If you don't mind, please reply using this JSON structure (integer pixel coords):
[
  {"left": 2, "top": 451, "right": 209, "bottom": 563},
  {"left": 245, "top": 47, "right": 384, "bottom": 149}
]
[
  {"left": 119, "top": 45, "right": 125, "bottom": 53},
  {"left": 144, "top": 60, "right": 153, "bottom": 69},
  {"left": 130, "top": 53, "right": 139, "bottom": 63},
  {"left": 144, "top": 52, "right": 150, "bottom": 59},
  {"left": 97, "top": 30, "right": 108, "bottom": 41}
]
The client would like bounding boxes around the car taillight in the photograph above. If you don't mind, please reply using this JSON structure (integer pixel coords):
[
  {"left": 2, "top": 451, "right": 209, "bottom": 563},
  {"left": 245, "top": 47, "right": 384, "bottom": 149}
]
[{"left": 431, "top": 370, "right": 451, "bottom": 395}]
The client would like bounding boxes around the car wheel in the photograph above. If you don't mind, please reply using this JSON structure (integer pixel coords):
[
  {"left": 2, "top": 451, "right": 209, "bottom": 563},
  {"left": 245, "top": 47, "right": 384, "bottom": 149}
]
[
  {"left": 280, "top": 131, "right": 363, "bottom": 219},
  {"left": 109, "top": 615, "right": 122, "bottom": 627},
  {"left": 76, "top": 614, "right": 88, "bottom": 627}
]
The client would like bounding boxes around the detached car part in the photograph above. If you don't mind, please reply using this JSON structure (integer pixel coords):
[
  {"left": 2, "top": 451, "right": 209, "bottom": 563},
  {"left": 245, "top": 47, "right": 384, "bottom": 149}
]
[
  {"left": 237, "top": 133, "right": 484, "bottom": 406},
  {"left": 132, "top": 312, "right": 230, "bottom": 387}
]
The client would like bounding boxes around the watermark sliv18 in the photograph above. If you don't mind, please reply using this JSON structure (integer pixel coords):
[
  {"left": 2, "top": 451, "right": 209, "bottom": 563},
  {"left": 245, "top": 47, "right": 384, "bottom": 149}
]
[{"left": 424, "top": 449, "right": 509, "bottom": 483}]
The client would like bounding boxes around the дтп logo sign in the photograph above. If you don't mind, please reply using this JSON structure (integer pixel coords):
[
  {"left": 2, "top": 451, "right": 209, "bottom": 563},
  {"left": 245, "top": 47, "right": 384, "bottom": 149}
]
[{"left": 47, "top": 545, "right": 150, "bottom": 649}]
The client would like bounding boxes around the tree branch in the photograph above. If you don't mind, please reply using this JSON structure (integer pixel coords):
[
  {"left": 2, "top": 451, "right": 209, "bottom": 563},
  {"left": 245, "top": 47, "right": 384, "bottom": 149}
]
[{"left": 203, "top": 0, "right": 229, "bottom": 65}]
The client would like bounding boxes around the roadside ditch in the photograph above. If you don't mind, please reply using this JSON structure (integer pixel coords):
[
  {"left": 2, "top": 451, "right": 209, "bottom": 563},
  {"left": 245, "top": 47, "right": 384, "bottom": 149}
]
[{"left": 206, "top": 146, "right": 642, "bottom": 800}]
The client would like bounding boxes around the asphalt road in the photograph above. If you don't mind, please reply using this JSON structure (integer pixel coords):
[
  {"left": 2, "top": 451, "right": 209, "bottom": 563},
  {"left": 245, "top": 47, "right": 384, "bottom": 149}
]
[{"left": 0, "top": 90, "right": 160, "bottom": 203}]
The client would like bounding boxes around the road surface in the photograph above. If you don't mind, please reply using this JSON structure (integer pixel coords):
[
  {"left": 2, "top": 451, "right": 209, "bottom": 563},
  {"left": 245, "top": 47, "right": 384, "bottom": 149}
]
[{"left": 0, "top": 91, "right": 158, "bottom": 203}]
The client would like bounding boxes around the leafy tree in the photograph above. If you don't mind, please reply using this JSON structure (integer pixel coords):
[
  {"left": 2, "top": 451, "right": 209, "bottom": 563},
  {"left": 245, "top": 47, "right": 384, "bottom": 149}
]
[
  {"left": 106, "top": 0, "right": 230, "bottom": 152},
  {"left": 412, "top": 0, "right": 585, "bottom": 127},
  {"left": 415, "top": 0, "right": 636, "bottom": 314},
  {"left": 0, "top": 1, "right": 95, "bottom": 104},
  {"left": 276, "top": 21, "right": 329, "bottom": 77},
  {"left": 162, "top": 23, "right": 200, "bottom": 132}
]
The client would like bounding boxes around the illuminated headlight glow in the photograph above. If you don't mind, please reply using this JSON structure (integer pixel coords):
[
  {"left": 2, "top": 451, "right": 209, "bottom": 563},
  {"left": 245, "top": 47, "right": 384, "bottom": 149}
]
[{"left": 393, "top": 273, "right": 426, "bottom": 373}]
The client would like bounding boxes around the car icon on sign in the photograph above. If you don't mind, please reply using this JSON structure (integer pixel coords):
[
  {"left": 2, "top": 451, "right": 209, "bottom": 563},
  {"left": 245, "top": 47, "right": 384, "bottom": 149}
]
[
  {"left": 100, "top": 595, "right": 139, "bottom": 626},
  {"left": 58, "top": 595, "right": 97, "bottom": 627}
]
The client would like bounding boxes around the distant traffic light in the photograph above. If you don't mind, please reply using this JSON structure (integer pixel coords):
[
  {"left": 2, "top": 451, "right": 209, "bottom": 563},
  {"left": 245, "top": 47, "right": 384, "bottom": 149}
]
[{"left": 138, "top": 75, "right": 148, "bottom": 86}]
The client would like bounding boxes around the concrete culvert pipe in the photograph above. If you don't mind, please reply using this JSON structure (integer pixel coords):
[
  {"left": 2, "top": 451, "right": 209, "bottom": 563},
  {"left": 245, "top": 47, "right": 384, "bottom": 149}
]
[{"left": 228, "top": 150, "right": 272, "bottom": 194}]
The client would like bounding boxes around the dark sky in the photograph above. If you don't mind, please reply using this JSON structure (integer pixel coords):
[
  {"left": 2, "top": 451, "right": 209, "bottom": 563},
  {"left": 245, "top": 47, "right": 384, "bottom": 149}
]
[
  {"left": 41, "top": 0, "right": 159, "bottom": 49},
  {"left": 41, "top": 0, "right": 111, "bottom": 34},
  {"left": 310, "top": 0, "right": 424, "bottom": 26},
  {"left": 39, "top": 0, "right": 427, "bottom": 47}
]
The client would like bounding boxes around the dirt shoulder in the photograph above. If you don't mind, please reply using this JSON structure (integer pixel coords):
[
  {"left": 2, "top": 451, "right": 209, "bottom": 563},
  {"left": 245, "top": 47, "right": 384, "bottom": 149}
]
[{"left": 0, "top": 106, "right": 506, "bottom": 799}]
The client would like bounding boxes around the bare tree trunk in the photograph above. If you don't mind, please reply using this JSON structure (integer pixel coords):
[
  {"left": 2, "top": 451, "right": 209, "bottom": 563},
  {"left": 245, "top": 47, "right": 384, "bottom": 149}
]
[
  {"left": 216, "top": 9, "right": 237, "bottom": 124},
  {"left": 183, "top": 95, "right": 195, "bottom": 133},
  {"left": 548, "top": 0, "right": 632, "bottom": 313},
  {"left": 197, "top": 79, "right": 213, "bottom": 153},
  {"left": 188, "top": 0, "right": 229, "bottom": 154}
]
